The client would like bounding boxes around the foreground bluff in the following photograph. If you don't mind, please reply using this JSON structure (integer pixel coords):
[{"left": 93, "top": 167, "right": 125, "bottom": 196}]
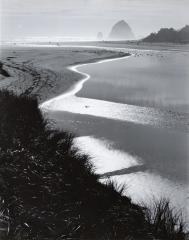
[{"left": 109, "top": 20, "right": 135, "bottom": 40}]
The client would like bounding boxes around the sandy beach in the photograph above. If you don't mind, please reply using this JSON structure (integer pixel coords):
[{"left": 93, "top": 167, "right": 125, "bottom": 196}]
[{"left": 0, "top": 45, "right": 128, "bottom": 102}]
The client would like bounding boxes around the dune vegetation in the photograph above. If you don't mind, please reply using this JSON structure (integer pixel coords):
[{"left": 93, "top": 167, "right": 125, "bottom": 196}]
[{"left": 0, "top": 90, "right": 187, "bottom": 240}]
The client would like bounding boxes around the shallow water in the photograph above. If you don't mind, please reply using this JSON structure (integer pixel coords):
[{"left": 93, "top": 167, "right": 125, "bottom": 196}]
[
  {"left": 78, "top": 51, "right": 189, "bottom": 113},
  {"left": 42, "top": 49, "right": 189, "bottom": 223}
]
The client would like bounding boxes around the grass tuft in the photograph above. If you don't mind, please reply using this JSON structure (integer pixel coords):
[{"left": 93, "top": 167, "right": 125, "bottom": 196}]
[{"left": 144, "top": 198, "right": 186, "bottom": 240}]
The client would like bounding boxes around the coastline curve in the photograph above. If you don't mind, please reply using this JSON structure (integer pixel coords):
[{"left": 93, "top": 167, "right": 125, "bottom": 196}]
[{"left": 40, "top": 51, "right": 132, "bottom": 109}]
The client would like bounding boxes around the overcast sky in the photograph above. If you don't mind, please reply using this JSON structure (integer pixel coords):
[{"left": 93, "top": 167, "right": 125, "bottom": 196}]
[{"left": 1, "top": 0, "right": 189, "bottom": 41}]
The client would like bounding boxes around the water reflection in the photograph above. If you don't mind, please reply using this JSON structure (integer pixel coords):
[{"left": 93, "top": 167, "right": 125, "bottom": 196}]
[{"left": 78, "top": 51, "right": 189, "bottom": 113}]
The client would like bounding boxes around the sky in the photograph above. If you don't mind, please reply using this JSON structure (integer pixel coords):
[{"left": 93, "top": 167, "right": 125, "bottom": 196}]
[{"left": 1, "top": 0, "right": 189, "bottom": 41}]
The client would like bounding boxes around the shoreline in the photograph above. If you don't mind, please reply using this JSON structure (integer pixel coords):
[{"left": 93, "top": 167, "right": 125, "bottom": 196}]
[
  {"left": 40, "top": 53, "right": 131, "bottom": 108},
  {"left": 41, "top": 52, "right": 189, "bottom": 133},
  {"left": 0, "top": 45, "right": 129, "bottom": 103},
  {"left": 4, "top": 41, "right": 189, "bottom": 52}
]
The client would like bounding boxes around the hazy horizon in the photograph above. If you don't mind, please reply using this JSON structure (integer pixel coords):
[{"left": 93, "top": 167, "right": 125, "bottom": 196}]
[{"left": 1, "top": 0, "right": 189, "bottom": 41}]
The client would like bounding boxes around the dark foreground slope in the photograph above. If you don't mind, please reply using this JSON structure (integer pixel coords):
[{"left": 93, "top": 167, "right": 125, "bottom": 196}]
[{"left": 0, "top": 91, "right": 186, "bottom": 240}]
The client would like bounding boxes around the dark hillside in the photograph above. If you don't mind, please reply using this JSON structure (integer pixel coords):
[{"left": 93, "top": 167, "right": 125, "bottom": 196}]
[
  {"left": 143, "top": 25, "right": 189, "bottom": 43},
  {"left": 0, "top": 90, "right": 186, "bottom": 239}
]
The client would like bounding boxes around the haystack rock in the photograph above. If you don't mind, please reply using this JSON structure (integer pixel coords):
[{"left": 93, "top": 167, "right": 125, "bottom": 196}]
[{"left": 109, "top": 20, "right": 134, "bottom": 40}]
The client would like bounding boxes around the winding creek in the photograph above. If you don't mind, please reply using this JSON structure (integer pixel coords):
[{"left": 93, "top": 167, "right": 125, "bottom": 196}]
[{"left": 41, "top": 47, "right": 189, "bottom": 223}]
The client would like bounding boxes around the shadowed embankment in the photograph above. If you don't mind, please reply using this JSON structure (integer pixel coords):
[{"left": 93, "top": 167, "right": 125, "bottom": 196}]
[{"left": 0, "top": 90, "right": 187, "bottom": 239}]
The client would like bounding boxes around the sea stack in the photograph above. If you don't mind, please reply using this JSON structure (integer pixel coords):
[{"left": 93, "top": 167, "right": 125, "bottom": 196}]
[
  {"left": 97, "top": 32, "right": 103, "bottom": 41},
  {"left": 109, "top": 20, "right": 134, "bottom": 40}
]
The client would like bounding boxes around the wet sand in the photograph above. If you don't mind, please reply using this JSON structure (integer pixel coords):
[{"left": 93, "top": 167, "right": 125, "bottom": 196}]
[
  {"left": 46, "top": 110, "right": 189, "bottom": 183},
  {"left": 45, "top": 109, "right": 189, "bottom": 221}
]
